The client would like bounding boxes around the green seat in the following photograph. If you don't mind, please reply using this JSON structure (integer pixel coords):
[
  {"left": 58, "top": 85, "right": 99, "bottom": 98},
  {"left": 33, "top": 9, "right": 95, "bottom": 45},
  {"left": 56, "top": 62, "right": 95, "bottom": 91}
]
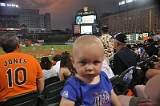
[
  {"left": 137, "top": 55, "right": 157, "bottom": 67},
  {"left": 41, "top": 80, "right": 66, "bottom": 105},
  {"left": 45, "top": 76, "right": 60, "bottom": 87},
  {"left": 113, "top": 66, "right": 135, "bottom": 95},
  {"left": 1, "top": 91, "right": 38, "bottom": 106},
  {"left": 47, "top": 102, "right": 59, "bottom": 106},
  {"left": 136, "top": 55, "right": 157, "bottom": 84},
  {"left": 110, "top": 75, "right": 119, "bottom": 87}
]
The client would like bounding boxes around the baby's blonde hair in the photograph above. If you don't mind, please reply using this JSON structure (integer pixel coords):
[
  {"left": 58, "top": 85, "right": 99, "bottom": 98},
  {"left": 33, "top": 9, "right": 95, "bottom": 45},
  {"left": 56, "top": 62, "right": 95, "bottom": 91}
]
[{"left": 72, "top": 35, "right": 104, "bottom": 56}]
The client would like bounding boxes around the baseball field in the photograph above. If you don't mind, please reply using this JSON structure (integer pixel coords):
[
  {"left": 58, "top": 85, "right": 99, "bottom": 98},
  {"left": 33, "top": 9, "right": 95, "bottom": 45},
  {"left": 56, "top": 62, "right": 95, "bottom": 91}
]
[{"left": 0, "top": 45, "right": 73, "bottom": 61}]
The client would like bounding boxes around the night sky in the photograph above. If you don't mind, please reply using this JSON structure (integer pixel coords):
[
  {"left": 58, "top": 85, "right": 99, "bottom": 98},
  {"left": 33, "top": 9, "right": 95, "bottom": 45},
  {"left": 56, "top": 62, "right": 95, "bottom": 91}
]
[{"left": 1, "top": 0, "right": 160, "bottom": 30}]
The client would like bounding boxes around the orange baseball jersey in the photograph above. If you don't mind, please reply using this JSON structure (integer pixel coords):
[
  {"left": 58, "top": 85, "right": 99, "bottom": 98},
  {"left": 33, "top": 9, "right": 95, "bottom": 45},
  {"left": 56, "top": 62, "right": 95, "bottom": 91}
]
[{"left": 0, "top": 52, "right": 44, "bottom": 102}]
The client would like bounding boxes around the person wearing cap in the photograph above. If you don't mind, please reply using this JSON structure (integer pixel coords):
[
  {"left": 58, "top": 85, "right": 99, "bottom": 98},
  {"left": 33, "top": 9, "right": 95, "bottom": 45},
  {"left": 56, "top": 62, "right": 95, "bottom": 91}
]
[
  {"left": 99, "top": 26, "right": 113, "bottom": 58},
  {"left": 113, "top": 33, "right": 137, "bottom": 75},
  {"left": 40, "top": 57, "right": 58, "bottom": 80}
]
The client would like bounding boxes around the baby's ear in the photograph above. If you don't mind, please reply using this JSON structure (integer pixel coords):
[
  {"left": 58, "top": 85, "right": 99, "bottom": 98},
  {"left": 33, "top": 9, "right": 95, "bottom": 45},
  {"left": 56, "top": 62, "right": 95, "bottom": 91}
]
[
  {"left": 71, "top": 57, "right": 76, "bottom": 68},
  {"left": 70, "top": 57, "right": 74, "bottom": 65}
]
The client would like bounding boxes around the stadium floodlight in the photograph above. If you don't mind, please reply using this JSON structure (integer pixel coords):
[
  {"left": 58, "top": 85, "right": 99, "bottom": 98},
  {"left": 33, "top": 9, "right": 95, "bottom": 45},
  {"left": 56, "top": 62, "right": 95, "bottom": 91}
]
[
  {"left": 126, "top": 0, "right": 133, "bottom": 3},
  {"left": 0, "top": 3, "right": 18, "bottom": 8},
  {"left": 0, "top": 3, "right": 6, "bottom": 6},
  {"left": 119, "top": 1, "right": 126, "bottom": 6}
]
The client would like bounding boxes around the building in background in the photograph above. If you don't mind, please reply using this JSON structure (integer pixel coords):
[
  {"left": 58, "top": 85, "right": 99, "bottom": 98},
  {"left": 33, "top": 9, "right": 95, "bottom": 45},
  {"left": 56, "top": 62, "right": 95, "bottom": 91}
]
[
  {"left": 99, "top": 1, "right": 160, "bottom": 36},
  {"left": 0, "top": 2, "right": 51, "bottom": 41}
]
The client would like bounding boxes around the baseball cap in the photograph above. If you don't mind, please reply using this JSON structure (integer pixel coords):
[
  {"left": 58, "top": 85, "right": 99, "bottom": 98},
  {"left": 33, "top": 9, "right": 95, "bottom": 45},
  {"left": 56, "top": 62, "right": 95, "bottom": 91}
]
[
  {"left": 114, "top": 33, "right": 127, "bottom": 43},
  {"left": 41, "top": 57, "right": 50, "bottom": 64}
]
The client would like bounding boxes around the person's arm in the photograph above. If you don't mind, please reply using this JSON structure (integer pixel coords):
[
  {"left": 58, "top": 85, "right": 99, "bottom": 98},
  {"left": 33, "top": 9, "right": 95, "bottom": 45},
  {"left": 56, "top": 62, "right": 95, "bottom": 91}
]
[
  {"left": 59, "top": 68, "right": 65, "bottom": 80},
  {"left": 145, "top": 69, "right": 160, "bottom": 80},
  {"left": 59, "top": 68, "right": 71, "bottom": 80},
  {"left": 60, "top": 97, "right": 75, "bottom": 106},
  {"left": 138, "top": 98, "right": 160, "bottom": 106},
  {"left": 37, "top": 77, "right": 44, "bottom": 93},
  {"left": 111, "top": 89, "right": 122, "bottom": 106},
  {"left": 34, "top": 57, "right": 45, "bottom": 93}
]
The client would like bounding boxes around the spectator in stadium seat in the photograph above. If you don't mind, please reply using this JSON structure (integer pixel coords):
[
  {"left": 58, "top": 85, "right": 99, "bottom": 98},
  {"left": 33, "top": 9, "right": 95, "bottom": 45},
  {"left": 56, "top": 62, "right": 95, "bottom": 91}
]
[
  {"left": 144, "top": 39, "right": 159, "bottom": 57},
  {"left": 0, "top": 33, "right": 44, "bottom": 102},
  {"left": 113, "top": 33, "right": 137, "bottom": 75},
  {"left": 40, "top": 57, "right": 58, "bottom": 80},
  {"left": 52, "top": 54, "right": 61, "bottom": 66},
  {"left": 144, "top": 51, "right": 160, "bottom": 81},
  {"left": 52, "top": 54, "right": 61, "bottom": 76},
  {"left": 59, "top": 51, "right": 76, "bottom": 80},
  {"left": 152, "top": 32, "right": 160, "bottom": 44}
]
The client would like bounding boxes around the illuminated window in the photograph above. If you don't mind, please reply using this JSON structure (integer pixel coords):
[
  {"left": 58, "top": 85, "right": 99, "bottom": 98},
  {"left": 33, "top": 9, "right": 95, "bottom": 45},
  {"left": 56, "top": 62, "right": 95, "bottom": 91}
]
[
  {"left": 126, "top": 0, "right": 133, "bottom": 3},
  {"left": 0, "top": 3, "right": 6, "bottom": 6}
]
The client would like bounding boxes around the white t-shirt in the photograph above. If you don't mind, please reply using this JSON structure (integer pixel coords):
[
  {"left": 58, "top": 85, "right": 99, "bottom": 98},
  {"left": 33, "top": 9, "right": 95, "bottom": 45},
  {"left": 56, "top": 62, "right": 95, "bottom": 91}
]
[
  {"left": 101, "top": 59, "right": 115, "bottom": 79},
  {"left": 42, "top": 67, "right": 58, "bottom": 80},
  {"left": 153, "top": 35, "right": 160, "bottom": 42},
  {"left": 52, "top": 61, "right": 60, "bottom": 75}
]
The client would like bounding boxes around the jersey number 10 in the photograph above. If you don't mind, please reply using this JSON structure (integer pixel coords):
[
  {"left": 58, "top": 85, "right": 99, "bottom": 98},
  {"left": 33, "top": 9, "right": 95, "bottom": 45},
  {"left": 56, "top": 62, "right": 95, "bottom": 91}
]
[{"left": 6, "top": 67, "right": 27, "bottom": 88}]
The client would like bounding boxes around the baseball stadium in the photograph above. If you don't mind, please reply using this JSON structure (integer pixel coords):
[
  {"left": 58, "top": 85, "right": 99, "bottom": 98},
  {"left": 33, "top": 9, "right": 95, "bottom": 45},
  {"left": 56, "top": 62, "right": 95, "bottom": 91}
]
[{"left": 1, "top": 1, "right": 160, "bottom": 106}]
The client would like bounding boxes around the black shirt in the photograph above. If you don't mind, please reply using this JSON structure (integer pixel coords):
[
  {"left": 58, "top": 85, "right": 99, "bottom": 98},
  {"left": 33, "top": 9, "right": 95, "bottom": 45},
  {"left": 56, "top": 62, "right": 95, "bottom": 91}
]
[
  {"left": 145, "top": 44, "right": 159, "bottom": 57},
  {"left": 113, "top": 47, "right": 137, "bottom": 75}
]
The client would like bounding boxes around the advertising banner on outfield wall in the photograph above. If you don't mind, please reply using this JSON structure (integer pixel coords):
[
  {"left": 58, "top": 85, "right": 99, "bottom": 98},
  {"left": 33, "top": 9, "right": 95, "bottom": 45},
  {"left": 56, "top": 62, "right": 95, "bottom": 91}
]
[{"left": 0, "top": 28, "right": 6, "bottom": 30}]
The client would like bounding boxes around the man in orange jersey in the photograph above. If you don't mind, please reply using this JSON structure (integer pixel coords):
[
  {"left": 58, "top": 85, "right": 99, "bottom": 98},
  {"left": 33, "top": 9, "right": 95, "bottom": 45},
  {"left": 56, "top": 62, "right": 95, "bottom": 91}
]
[{"left": 0, "top": 33, "right": 44, "bottom": 102}]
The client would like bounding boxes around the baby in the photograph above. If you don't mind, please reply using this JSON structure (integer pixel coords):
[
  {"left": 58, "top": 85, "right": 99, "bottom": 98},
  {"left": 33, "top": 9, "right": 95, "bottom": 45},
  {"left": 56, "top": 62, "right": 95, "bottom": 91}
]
[{"left": 60, "top": 35, "right": 121, "bottom": 106}]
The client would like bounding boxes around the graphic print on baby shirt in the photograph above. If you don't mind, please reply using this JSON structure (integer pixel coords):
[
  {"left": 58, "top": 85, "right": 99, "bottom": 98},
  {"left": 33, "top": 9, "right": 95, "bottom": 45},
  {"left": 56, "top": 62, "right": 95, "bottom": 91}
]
[{"left": 90, "top": 89, "right": 111, "bottom": 106}]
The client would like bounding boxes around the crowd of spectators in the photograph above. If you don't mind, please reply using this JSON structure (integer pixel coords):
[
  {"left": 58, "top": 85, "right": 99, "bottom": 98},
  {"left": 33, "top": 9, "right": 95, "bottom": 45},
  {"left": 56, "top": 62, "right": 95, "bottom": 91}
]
[{"left": 0, "top": 32, "right": 160, "bottom": 106}]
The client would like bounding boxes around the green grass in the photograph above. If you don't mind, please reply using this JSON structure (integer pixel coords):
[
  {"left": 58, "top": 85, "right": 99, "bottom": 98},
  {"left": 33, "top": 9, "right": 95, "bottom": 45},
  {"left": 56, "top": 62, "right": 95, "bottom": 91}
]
[
  {"left": 0, "top": 45, "right": 72, "bottom": 61},
  {"left": 21, "top": 45, "right": 72, "bottom": 50}
]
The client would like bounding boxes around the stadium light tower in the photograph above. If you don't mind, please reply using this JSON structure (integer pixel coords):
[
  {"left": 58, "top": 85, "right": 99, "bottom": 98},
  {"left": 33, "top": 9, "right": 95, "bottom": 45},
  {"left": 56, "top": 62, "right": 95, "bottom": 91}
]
[
  {"left": 118, "top": 1, "right": 125, "bottom": 11},
  {"left": 126, "top": 0, "right": 133, "bottom": 3},
  {"left": 118, "top": 0, "right": 136, "bottom": 11}
]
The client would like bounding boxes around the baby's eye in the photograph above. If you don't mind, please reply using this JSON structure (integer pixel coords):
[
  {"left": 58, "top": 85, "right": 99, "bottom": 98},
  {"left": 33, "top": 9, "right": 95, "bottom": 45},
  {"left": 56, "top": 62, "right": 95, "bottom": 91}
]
[
  {"left": 93, "top": 61, "right": 100, "bottom": 64},
  {"left": 80, "top": 61, "right": 87, "bottom": 65}
]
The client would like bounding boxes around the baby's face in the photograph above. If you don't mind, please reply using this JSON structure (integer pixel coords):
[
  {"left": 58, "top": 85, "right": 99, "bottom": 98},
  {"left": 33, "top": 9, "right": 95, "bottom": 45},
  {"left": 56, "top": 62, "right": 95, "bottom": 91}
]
[{"left": 72, "top": 45, "right": 104, "bottom": 82}]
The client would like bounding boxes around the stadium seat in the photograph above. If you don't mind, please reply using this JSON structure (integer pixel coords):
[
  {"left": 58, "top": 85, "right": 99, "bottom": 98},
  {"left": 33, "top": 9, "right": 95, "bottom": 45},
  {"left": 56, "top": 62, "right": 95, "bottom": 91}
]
[
  {"left": 113, "top": 66, "right": 135, "bottom": 95},
  {"left": 137, "top": 55, "right": 157, "bottom": 68},
  {"left": 41, "top": 80, "right": 66, "bottom": 105},
  {"left": 110, "top": 75, "right": 119, "bottom": 87},
  {"left": 1, "top": 91, "right": 39, "bottom": 106},
  {"left": 127, "top": 66, "right": 142, "bottom": 89},
  {"left": 136, "top": 55, "right": 158, "bottom": 84},
  {"left": 47, "top": 102, "right": 59, "bottom": 106},
  {"left": 44, "top": 76, "right": 60, "bottom": 87}
]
